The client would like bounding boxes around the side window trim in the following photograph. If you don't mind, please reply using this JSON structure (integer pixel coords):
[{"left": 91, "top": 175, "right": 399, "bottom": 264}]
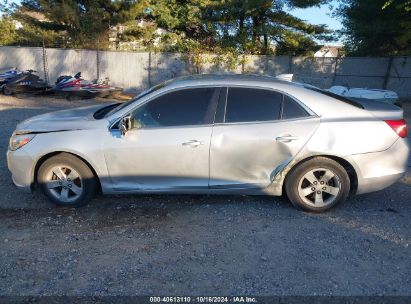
[
  {"left": 214, "top": 87, "right": 227, "bottom": 124},
  {"left": 223, "top": 88, "right": 228, "bottom": 123},
  {"left": 205, "top": 87, "right": 222, "bottom": 125},
  {"left": 279, "top": 94, "right": 285, "bottom": 120}
]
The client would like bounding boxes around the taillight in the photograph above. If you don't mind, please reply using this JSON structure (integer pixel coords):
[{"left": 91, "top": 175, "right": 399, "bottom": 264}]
[{"left": 384, "top": 119, "right": 408, "bottom": 138}]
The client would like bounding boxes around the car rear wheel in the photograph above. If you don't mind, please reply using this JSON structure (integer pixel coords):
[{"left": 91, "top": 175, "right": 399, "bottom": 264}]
[
  {"left": 38, "top": 153, "right": 97, "bottom": 207},
  {"left": 285, "top": 157, "right": 350, "bottom": 212}
]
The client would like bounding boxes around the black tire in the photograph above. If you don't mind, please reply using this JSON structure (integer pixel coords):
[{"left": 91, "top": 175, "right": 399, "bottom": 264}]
[
  {"left": 285, "top": 157, "right": 350, "bottom": 212},
  {"left": 3, "top": 86, "right": 13, "bottom": 96},
  {"left": 37, "top": 153, "right": 97, "bottom": 207}
]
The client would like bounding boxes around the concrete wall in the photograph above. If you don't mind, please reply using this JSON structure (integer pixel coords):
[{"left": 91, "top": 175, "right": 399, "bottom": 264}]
[{"left": 1, "top": 46, "right": 410, "bottom": 98}]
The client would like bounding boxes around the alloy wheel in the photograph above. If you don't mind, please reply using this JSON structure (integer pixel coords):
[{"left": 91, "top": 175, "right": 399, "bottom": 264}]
[
  {"left": 297, "top": 168, "right": 341, "bottom": 208},
  {"left": 45, "top": 166, "right": 83, "bottom": 203}
]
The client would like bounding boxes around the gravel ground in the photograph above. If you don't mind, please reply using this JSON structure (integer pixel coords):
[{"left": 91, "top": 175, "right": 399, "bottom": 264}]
[{"left": 0, "top": 95, "right": 410, "bottom": 296}]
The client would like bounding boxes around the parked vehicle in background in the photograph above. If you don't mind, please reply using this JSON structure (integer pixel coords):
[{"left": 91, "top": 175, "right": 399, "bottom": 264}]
[
  {"left": 2, "top": 70, "right": 49, "bottom": 96},
  {"left": 52, "top": 72, "right": 122, "bottom": 99},
  {"left": 7, "top": 75, "right": 409, "bottom": 212},
  {"left": 327, "top": 85, "right": 399, "bottom": 105}
]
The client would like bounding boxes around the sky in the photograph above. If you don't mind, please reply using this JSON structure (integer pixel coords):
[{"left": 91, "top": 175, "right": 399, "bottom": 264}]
[{"left": 288, "top": 0, "right": 343, "bottom": 45}]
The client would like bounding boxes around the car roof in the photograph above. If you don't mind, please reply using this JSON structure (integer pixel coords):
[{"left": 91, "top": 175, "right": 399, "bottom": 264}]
[{"left": 164, "top": 74, "right": 303, "bottom": 88}]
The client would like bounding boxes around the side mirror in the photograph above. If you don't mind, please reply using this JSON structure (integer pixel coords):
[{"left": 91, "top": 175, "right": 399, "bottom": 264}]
[{"left": 119, "top": 115, "right": 131, "bottom": 136}]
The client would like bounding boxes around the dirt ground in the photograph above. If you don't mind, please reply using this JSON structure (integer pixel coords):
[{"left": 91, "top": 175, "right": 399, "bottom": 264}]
[{"left": 0, "top": 95, "right": 410, "bottom": 296}]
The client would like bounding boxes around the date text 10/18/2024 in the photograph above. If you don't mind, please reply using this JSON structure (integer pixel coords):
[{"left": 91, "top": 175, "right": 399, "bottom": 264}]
[{"left": 150, "top": 297, "right": 257, "bottom": 303}]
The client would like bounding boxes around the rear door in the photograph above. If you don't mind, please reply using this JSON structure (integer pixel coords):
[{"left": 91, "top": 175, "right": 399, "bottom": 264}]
[{"left": 209, "top": 87, "right": 320, "bottom": 189}]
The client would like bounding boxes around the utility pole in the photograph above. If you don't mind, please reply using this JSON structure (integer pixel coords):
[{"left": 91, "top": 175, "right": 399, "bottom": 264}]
[
  {"left": 96, "top": 40, "right": 101, "bottom": 81},
  {"left": 148, "top": 44, "right": 152, "bottom": 87},
  {"left": 332, "top": 56, "right": 340, "bottom": 86},
  {"left": 42, "top": 39, "right": 49, "bottom": 85},
  {"left": 383, "top": 57, "right": 393, "bottom": 90}
]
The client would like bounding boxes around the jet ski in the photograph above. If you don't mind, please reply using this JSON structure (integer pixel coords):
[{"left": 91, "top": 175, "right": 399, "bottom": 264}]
[
  {"left": 52, "top": 72, "right": 123, "bottom": 99},
  {"left": 2, "top": 70, "right": 49, "bottom": 96},
  {"left": 0, "top": 68, "right": 22, "bottom": 88},
  {"left": 327, "top": 85, "right": 399, "bottom": 105}
]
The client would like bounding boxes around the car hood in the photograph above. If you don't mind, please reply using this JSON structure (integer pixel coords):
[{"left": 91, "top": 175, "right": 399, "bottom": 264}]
[{"left": 15, "top": 104, "right": 110, "bottom": 134}]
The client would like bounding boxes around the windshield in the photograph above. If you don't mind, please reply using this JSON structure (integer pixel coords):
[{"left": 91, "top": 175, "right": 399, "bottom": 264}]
[{"left": 104, "top": 81, "right": 170, "bottom": 118}]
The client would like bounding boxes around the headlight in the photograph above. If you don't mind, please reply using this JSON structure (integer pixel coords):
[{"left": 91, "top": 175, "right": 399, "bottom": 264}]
[{"left": 9, "top": 134, "right": 36, "bottom": 151}]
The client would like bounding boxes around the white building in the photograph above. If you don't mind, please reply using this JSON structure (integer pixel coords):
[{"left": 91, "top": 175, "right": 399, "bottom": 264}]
[
  {"left": 109, "top": 19, "right": 170, "bottom": 51},
  {"left": 314, "top": 46, "right": 343, "bottom": 58}
]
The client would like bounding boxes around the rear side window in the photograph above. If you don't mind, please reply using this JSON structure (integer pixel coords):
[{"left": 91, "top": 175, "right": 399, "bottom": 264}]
[
  {"left": 282, "top": 95, "right": 309, "bottom": 119},
  {"left": 225, "top": 88, "right": 282, "bottom": 123}
]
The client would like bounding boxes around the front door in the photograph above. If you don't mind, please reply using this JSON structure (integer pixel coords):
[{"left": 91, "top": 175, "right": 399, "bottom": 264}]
[
  {"left": 210, "top": 87, "right": 320, "bottom": 188},
  {"left": 104, "top": 87, "right": 220, "bottom": 191}
]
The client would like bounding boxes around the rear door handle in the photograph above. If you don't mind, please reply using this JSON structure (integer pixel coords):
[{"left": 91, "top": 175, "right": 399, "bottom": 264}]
[
  {"left": 182, "top": 140, "right": 204, "bottom": 147},
  {"left": 276, "top": 135, "right": 299, "bottom": 143}
]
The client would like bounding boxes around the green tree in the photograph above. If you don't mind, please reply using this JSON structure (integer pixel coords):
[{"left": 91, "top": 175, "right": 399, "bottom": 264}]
[
  {"left": 9, "top": 0, "right": 145, "bottom": 48},
  {"left": 0, "top": 16, "right": 17, "bottom": 45},
  {"left": 212, "top": 0, "right": 333, "bottom": 55},
  {"left": 3, "top": 0, "right": 333, "bottom": 55},
  {"left": 336, "top": 0, "right": 411, "bottom": 56},
  {"left": 144, "top": 0, "right": 333, "bottom": 55},
  {"left": 383, "top": 0, "right": 411, "bottom": 12}
]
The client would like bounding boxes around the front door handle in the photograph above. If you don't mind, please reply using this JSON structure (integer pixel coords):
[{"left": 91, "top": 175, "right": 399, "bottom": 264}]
[
  {"left": 182, "top": 140, "right": 204, "bottom": 148},
  {"left": 276, "top": 135, "right": 299, "bottom": 143}
]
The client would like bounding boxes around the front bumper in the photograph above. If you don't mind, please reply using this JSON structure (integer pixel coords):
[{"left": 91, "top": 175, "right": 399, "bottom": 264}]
[
  {"left": 352, "top": 138, "right": 409, "bottom": 195},
  {"left": 7, "top": 148, "right": 35, "bottom": 193}
]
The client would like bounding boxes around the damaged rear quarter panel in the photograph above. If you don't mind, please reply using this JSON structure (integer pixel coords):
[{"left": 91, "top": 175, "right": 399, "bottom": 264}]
[
  {"left": 269, "top": 117, "right": 400, "bottom": 196},
  {"left": 306, "top": 119, "right": 398, "bottom": 155}
]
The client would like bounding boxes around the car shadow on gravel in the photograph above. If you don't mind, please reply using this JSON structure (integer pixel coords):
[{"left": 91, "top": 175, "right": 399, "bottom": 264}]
[
  {"left": 1, "top": 175, "right": 411, "bottom": 296},
  {"left": 0, "top": 184, "right": 407, "bottom": 232}
]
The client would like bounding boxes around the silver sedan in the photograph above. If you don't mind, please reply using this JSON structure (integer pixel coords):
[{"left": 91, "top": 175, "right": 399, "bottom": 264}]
[{"left": 7, "top": 75, "right": 409, "bottom": 212}]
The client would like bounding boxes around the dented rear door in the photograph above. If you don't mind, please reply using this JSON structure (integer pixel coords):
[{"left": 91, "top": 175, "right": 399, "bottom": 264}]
[{"left": 209, "top": 87, "right": 320, "bottom": 189}]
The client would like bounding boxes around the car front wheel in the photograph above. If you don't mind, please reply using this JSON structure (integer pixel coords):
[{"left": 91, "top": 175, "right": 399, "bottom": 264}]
[
  {"left": 37, "top": 153, "right": 97, "bottom": 207},
  {"left": 285, "top": 157, "right": 350, "bottom": 212}
]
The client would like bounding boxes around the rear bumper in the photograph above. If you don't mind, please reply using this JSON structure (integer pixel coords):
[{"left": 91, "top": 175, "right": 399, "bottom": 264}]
[{"left": 352, "top": 138, "right": 409, "bottom": 194}]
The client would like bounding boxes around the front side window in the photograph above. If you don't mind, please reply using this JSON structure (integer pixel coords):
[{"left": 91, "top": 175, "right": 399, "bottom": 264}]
[
  {"left": 225, "top": 88, "right": 282, "bottom": 123},
  {"left": 105, "top": 81, "right": 169, "bottom": 118},
  {"left": 130, "top": 88, "right": 217, "bottom": 128}
]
